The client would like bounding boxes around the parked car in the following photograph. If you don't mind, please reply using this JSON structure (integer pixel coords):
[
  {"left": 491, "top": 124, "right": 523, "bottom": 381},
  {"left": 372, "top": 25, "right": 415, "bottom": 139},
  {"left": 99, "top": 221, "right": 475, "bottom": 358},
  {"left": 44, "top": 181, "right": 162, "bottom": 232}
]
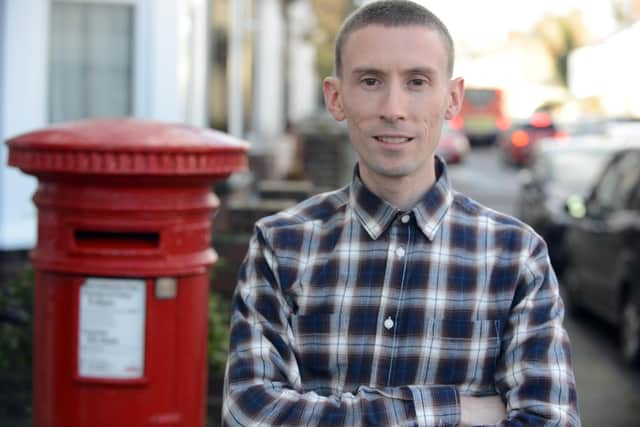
[
  {"left": 437, "top": 121, "right": 470, "bottom": 165},
  {"left": 564, "top": 116, "right": 640, "bottom": 140},
  {"left": 515, "top": 139, "right": 615, "bottom": 279},
  {"left": 562, "top": 143, "right": 640, "bottom": 366},
  {"left": 605, "top": 117, "right": 640, "bottom": 140},
  {"left": 498, "top": 111, "right": 565, "bottom": 166}
]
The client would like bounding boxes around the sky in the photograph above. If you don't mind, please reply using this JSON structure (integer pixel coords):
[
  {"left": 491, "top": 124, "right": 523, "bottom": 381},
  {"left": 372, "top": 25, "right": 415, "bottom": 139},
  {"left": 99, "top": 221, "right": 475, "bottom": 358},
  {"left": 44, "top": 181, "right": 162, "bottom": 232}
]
[{"left": 415, "top": 0, "right": 619, "bottom": 49}]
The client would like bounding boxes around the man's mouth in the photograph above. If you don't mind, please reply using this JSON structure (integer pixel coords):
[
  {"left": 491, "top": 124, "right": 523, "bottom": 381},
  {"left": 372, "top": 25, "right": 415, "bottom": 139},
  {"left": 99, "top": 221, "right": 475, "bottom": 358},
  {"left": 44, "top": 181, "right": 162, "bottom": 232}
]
[{"left": 373, "top": 136, "right": 414, "bottom": 144}]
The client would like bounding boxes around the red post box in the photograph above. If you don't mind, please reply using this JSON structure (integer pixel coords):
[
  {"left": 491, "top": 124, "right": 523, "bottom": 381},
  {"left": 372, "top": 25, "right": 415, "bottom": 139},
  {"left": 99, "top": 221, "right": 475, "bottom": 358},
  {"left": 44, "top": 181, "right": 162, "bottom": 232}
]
[{"left": 6, "top": 119, "right": 248, "bottom": 427}]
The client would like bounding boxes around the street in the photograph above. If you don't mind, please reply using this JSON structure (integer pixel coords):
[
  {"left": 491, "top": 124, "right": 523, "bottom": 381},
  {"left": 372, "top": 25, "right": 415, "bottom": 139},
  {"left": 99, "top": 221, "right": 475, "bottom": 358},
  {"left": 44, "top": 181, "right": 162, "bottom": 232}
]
[{"left": 449, "top": 147, "right": 640, "bottom": 427}]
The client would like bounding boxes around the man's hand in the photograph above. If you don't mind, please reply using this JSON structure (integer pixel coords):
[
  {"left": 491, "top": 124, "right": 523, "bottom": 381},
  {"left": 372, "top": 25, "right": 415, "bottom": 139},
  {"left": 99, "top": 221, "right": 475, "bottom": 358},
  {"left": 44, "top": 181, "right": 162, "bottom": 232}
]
[{"left": 459, "top": 395, "right": 507, "bottom": 426}]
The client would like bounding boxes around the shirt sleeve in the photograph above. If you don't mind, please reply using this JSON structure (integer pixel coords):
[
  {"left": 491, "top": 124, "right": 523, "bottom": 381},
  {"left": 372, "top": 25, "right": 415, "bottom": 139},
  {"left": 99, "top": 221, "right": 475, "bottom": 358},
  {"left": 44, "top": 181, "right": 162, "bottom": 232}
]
[
  {"left": 493, "top": 235, "right": 581, "bottom": 426},
  {"left": 222, "top": 227, "right": 461, "bottom": 427}
]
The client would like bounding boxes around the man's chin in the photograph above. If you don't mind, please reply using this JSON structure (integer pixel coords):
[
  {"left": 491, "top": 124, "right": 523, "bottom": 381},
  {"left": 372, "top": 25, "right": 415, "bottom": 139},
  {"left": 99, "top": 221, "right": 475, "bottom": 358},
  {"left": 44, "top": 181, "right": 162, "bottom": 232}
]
[{"left": 366, "top": 164, "right": 417, "bottom": 179}]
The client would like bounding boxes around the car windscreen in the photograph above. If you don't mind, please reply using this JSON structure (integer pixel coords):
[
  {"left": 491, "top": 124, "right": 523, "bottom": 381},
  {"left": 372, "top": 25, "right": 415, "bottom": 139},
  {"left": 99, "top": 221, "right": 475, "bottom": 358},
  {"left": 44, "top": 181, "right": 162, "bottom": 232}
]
[
  {"left": 465, "top": 89, "right": 496, "bottom": 106},
  {"left": 547, "top": 150, "right": 611, "bottom": 194}
]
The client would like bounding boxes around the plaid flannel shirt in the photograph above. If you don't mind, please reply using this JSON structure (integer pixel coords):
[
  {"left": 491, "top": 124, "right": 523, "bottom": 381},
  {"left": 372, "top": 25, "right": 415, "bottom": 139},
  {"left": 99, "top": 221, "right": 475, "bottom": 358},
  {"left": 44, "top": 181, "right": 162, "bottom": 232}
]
[{"left": 223, "top": 158, "right": 580, "bottom": 426}]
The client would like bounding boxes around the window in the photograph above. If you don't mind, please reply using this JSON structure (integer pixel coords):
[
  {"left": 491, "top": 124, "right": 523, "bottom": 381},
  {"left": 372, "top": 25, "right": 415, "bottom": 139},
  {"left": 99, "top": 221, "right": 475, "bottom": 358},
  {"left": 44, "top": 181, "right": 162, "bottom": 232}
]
[
  {"left": 615, "top": 151, "right": 640, "bottom": 210},
  {"left": 590, "top": 151, "right": 640, "bottom": 216},
  {"left": 548, "top": 149, "right": 612, "bottom": 194},
  {"left": 630, "top": 185, "right": 640, "bottom": 211},
  {"left": 464, "top": 89, "right": 497, "bottom": 106},
  {"left": 49, "top": 2, "right": 134, "bottom": 123}
]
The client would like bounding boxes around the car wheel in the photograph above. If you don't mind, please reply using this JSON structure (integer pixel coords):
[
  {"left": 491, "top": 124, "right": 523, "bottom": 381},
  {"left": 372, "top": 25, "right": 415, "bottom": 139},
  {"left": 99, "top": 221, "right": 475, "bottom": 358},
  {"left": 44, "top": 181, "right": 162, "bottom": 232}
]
[{"left": 620, "top": 290, "right": 640, "bottom": 367}]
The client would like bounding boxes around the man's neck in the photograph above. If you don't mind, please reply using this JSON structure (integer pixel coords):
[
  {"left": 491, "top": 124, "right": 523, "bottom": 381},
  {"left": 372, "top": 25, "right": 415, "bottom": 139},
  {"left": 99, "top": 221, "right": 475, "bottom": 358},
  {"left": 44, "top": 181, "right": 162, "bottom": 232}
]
[{"left": 359, "top": 165, "right": 437, "bottom": 211}]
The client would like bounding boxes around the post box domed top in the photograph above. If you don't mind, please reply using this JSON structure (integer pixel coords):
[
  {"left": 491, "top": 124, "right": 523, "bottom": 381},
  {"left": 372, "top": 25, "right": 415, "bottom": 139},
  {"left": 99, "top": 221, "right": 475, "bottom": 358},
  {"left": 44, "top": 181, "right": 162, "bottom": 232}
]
[{"left": 6, "top": 118, "right": 249, "bottom": 181}]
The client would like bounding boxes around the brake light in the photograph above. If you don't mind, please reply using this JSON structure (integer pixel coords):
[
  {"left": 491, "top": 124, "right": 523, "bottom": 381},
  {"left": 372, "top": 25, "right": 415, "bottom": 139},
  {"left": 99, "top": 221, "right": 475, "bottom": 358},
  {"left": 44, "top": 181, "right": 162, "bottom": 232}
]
[
  {"left": 554, "top": 130, "right": 569, "bottom": 141},
  {"left": 530, "top": 112, "right": 552, "bottom": 128},
  {"left": 496, "top": 116, "right": 511, "bottom": 131},
  {"left": 450, "top": 115, "right": 464, "bottom": 130},
  {"left": 511, "top": 130, "right": 529, "bottom": 147}
]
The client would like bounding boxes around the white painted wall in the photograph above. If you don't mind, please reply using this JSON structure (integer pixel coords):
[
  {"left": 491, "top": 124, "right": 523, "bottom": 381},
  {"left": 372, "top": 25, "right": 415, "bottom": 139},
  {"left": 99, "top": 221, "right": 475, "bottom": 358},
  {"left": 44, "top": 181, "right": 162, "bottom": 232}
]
[
  {"left": 0, "top": 0, "right": 49, "bottom": 250},
  {"left": 251, "top": 0, "right": 285, "bottom": 153},
  {"left": 287, "top": 0, "right": 318, "bottom": 123},
  {"left": 138, "top": 0, "right": 208, "bottom": 124},
  {"left": 228, "top": 0, "right": 249, "bottom": 138},
  {"left": 177, "top": 0, "right": 209, "bottom": 128},
  {"left": 0, "top": 1, "right": 4, "bottom": 171}
]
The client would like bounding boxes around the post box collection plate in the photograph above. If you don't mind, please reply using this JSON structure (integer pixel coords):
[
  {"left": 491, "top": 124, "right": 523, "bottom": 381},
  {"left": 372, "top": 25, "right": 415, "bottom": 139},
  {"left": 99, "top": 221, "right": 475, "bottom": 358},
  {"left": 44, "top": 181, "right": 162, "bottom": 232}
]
[{"left": 78, "top": 277, "right": 146, "bottom": 380}]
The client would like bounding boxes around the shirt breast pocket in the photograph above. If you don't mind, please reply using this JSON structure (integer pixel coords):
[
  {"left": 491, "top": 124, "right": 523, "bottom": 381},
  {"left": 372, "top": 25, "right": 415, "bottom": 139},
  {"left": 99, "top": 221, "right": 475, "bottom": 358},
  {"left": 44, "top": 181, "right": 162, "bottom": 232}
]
[
  {"left": 424, "top": 318, "right": 502, "bottom": 394},
  {"left": 290, "top": 312, "right": 346, "bottom": 395}
]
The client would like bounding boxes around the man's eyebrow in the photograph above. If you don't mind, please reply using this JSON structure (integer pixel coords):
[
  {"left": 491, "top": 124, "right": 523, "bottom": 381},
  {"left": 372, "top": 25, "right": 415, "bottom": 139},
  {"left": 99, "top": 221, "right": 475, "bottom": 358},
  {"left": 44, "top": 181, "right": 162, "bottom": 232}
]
[
  {"left": 405, "top": 67, "right": 437, "bottom": 77},
  {"left": 350, "top": 66, "right": 438, "bottom": 77},
  {"left": 350, "top": 67, "right": 387, "bottom": 77}
]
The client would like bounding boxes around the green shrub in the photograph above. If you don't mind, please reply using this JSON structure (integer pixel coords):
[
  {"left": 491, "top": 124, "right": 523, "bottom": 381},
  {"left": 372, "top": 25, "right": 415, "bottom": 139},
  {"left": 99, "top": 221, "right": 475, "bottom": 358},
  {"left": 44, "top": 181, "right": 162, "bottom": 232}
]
[
  {"left": 0, "top": 269, "right": 34, "bottom": 371},
  {"left": 208, "top": 258, "right": 232, "bottom": 378},
  {"left": 208, "top": 291, "right": 231, "bottom": 378}
]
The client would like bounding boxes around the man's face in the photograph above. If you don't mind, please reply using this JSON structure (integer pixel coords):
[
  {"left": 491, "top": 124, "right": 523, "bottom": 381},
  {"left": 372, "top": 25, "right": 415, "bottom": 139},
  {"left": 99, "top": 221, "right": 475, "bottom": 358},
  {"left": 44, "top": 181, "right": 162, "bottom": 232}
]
[{"left": 324, "top": 25, "right": 463, "bottom": 189}]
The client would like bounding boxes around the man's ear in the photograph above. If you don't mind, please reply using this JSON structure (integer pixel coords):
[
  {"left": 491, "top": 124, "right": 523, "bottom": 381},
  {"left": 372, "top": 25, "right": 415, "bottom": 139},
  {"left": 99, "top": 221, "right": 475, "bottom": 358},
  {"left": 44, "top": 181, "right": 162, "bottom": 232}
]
[
  {"left": 445, "top": 77, "right": 464, "bottom": 120},
  {"left": 323, "top": 77, "right": 346, "bottom": 121}
]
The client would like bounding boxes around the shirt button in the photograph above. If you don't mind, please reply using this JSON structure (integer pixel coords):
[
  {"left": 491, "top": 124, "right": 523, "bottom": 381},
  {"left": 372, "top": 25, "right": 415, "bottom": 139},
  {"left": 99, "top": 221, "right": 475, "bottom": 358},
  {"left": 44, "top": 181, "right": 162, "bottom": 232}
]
[
  {"left": 396, "top": 246, "right": 405, "bottom": 258},
  {"left": 384, "top": 316, "right": 394, "bottom": 330},
  {"left": 401, "top": 214, "right": 410, "bottom": 224}
]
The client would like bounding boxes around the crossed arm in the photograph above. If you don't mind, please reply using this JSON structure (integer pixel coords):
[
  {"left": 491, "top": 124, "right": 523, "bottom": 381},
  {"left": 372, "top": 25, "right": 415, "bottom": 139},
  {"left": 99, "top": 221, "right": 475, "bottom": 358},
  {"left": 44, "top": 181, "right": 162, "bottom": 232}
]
[{"left": 222, "top": 232, "right": 580, "bottom": 426}]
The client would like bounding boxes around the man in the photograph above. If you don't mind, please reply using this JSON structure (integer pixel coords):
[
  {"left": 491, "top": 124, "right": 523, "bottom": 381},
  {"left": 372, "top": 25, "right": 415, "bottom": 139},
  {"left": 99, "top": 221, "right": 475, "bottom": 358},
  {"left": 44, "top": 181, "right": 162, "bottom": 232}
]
[{"left": 223, "top": 1, "right": 580, "bottom": 426}]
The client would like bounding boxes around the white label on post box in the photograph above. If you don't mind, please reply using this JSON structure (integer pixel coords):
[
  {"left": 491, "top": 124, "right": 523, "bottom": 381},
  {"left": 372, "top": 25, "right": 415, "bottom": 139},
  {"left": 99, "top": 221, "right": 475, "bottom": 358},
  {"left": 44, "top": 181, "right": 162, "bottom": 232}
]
[{"left": 78, "top": 277, "right": 146, "bottom": 379}]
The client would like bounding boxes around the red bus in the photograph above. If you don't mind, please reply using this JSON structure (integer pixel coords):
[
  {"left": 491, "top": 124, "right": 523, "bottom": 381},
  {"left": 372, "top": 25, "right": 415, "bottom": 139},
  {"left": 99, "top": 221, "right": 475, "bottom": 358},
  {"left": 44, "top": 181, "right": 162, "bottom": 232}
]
[{"left": 451, "top": 87, "right": 510, "bottom": 145}]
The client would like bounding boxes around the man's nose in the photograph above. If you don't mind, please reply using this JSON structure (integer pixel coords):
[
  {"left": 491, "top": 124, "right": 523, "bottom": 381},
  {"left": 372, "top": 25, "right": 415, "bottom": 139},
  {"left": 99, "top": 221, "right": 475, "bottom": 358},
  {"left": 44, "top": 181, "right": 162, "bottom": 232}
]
[{"left": 379, "top": 84, "right": 406, "bottom": 122}]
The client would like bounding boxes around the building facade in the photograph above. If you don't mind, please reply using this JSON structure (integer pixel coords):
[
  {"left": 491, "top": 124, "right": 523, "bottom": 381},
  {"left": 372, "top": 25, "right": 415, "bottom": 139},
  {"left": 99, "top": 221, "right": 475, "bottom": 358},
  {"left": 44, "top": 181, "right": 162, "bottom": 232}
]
[{"left": 0, "top": 0, "right": 210, "bottom": 282}]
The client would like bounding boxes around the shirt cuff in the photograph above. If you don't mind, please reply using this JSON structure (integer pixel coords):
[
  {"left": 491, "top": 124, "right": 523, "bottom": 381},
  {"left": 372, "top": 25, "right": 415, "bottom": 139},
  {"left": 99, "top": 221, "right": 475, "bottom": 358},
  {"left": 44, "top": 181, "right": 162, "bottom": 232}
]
[{"left": 409, "top": 385, "right": 460, "bottom": 427}]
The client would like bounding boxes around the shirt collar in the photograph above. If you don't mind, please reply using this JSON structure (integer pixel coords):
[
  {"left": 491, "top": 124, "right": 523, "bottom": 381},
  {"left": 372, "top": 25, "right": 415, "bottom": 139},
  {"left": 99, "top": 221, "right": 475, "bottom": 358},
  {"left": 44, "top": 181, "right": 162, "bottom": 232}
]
[{"left": 350, "top": 156, "right": 454, "bottom": 241}]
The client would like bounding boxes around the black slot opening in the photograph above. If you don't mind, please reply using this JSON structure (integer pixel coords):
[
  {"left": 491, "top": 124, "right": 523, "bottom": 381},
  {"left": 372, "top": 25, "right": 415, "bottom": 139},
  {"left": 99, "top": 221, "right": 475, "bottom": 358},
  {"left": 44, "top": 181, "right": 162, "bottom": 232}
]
[{"left": 74, "top": 230, "right": 160, "bottom": 250}]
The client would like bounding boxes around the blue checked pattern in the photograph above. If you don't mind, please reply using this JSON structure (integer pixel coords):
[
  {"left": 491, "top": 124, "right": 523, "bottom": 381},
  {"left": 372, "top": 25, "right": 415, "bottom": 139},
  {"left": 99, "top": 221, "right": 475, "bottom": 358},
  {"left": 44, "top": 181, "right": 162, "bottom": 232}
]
[{"left": 223, "top": 158, "right": 580, "bottom": 426}]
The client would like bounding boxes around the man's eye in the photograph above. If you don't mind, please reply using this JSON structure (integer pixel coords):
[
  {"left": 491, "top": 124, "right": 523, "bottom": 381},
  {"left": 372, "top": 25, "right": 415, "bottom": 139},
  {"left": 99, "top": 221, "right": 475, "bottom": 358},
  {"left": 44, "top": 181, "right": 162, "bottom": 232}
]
[
  {"left": 362, "top": 78, "right": 379, "bottom": 86},
  {"left": 409, "top": 79, "right": 427, "bottom": 87}
]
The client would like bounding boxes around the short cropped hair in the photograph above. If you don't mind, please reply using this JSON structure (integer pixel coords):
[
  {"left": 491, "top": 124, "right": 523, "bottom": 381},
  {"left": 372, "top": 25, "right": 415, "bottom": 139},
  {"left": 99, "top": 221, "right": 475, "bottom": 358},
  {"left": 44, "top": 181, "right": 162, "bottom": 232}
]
[{"left": 334, "top": 0, "right": 455, "bottom": 77}]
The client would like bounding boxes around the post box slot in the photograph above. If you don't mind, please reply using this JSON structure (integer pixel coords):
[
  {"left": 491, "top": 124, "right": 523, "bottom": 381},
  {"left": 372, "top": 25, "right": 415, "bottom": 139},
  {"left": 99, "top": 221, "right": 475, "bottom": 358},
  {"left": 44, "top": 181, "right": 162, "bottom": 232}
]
[{"left": 74, "top": 230, "right": 160, "bottom": 250}]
